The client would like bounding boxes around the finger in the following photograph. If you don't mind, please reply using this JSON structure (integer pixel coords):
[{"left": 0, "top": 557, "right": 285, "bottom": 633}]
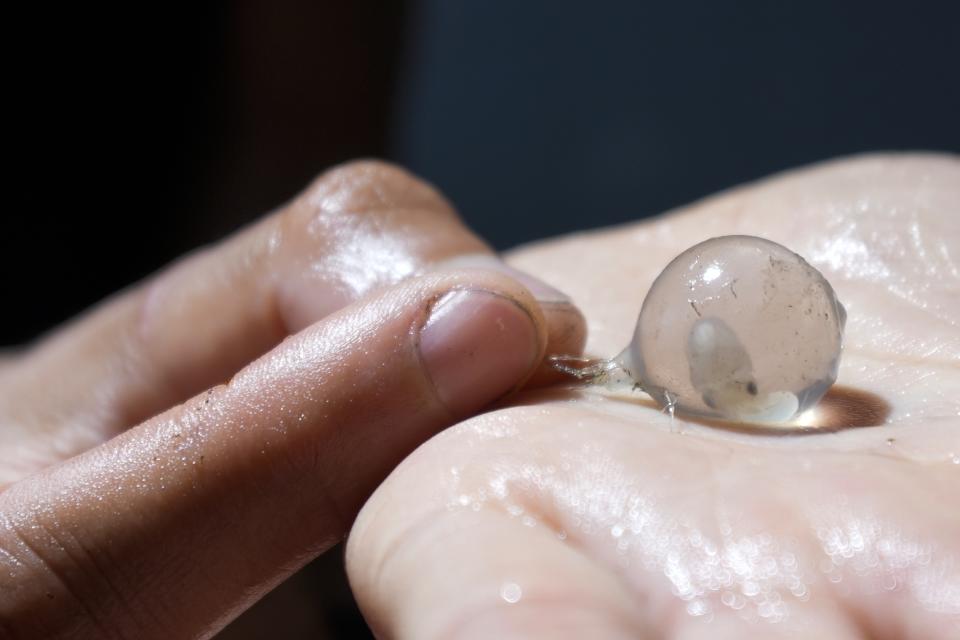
[
  {"left": 345, "top": 407, "right": 652, "bottom": 640},
  {"left": 3, "top": 161, "right": 584, "bottom": 475},
  {"left": 349, "top": 508, "right": 648, "bottom": 639},
  {"left": 350, "top": 503, "right": 866, "bottom": 640},
  {"left": 0, "top": 269, "right": 548, "bottom": 640}
]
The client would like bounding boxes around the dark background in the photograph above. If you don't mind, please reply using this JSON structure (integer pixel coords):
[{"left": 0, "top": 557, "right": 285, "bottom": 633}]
[
  {"left": 5, "top": 1, "right": 960, "bottom": 347},
  {"left": 4, "top": 1, "right": 959, "bottom": 636}
]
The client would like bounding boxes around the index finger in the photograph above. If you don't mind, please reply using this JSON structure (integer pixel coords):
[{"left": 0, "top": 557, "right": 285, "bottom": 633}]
[
  {"left": 0, "top": 268, "right": 549, "bottom": 639},
  {"left": 3, "top": 161, "right": 585, "bottom": 482}
]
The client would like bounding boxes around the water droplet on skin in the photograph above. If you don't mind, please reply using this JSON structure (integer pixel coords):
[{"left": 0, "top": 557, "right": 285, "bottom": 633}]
[
  {"left": 686, "top": 600, "right": 711, "bottom": 617},
  {"left": 881, "top": 573, "right": 899, "bottom": 591},
  {"left": 500, "top": 582, "right": 522, "bottom": 604}
]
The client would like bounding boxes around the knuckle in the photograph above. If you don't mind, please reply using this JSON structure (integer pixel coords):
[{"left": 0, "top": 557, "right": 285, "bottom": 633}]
[
  {"left": 297, "top": 159, "right": 458, "bottom": 221},
  {"left": 273, "top": 159, "right": 487, "bottom": 273}
]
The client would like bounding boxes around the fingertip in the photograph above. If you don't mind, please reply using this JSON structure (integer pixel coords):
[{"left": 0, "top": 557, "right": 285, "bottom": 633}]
[
  {"left": 427, "top": 255, "right": 588, "bottom": 389},
  {"left": 419, "top": 289, "right": 542, "bottom": 417}
]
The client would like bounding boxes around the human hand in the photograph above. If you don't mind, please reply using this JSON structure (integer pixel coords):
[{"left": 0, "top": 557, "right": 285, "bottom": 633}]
[
  {"left": 346, "top": 154, "right": 960, "bottom": 639},
  {"left": 0, "top": 161, "right": 586, "bottom": 638}
]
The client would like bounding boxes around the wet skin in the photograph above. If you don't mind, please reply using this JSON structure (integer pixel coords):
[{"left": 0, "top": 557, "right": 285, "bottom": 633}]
[{"left": 346, "top": 154, "right": 960, "bottom": 639}]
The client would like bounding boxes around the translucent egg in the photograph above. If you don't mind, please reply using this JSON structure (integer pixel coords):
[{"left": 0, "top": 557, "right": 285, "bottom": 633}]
[{"left": 555, "top": 235, "right": 846, "bottom": 424}]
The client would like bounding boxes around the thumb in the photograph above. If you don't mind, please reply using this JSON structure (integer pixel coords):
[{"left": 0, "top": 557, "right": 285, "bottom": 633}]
[{"left": 0, "top": 269, "right": 545, "bottom": 640}]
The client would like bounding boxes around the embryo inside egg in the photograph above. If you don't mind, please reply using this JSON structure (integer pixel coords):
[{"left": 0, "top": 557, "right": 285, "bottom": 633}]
[{"left": 619, "top": 235, "right": 846, "bottom": 423}]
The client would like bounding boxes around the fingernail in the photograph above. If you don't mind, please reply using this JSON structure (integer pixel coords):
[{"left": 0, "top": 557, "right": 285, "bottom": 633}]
[
  {"left": 432, "top": 254, "right": 571, "bottom": 304},
  {"left": 420, "top": 289, "right": 540, "bottom": 415}
]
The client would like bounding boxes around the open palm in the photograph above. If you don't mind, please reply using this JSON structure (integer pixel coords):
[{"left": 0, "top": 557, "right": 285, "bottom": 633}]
[{"left": 346, "top": 154, "right": 960, "bottom": 639}]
